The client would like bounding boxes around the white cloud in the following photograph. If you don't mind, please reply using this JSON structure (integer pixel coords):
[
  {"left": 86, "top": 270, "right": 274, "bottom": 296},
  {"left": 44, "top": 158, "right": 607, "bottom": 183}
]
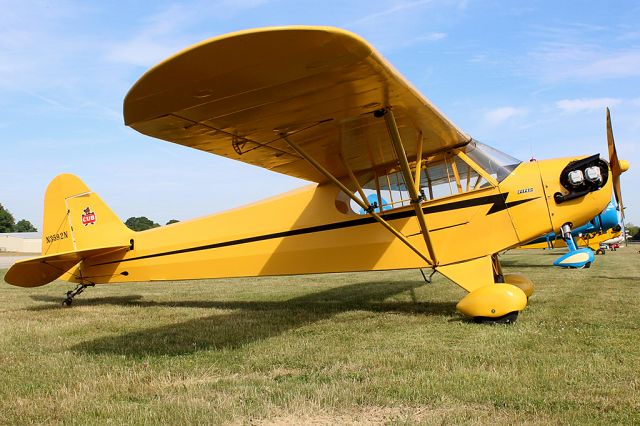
[
  {"left": 107, "top": 37, "right": 189, "bottom": 68},
  {"left": 525, "top": 27, "right": 640, "bottom": 82},
  {"left": 484, "top": 106, "right": 526, "bottom": 125},
  {"left": 349, "top": 0, "right": 434, "bottom": 26},
  {"left": 106, "top": 4, "right": 196, "bottom": 67},
  {"left": 556, "top": 97, "right": 621, "bottom": 113},
  {"left": 106, "top": 0, "right": 270, "bottom": 67},
  {"left": 0, "top": 0, "right": 89, "bottom": 90},
  {"left": 574, "top": 50, "right": 640, "bottom": 80},
  {"left": 416, "top": 32, "right": 447, "bottom": 42}
]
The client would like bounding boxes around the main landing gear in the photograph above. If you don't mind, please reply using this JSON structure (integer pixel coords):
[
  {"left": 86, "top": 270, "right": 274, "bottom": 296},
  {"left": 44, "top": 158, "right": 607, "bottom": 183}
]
[
  {"left": 553, "top": 223, "right": 594, "bottom": 268},
  {"left": 62, "top": 283, "right": 95, "bottom": 306},
  {"left": 453, "top": 255, "right": 532, "bottom": 324},
  {"left": 456, "top": 282, "right": 528, "bottom": 324},
  {"left": 474, "top": 311, "right": 519, "bottom": 325}
]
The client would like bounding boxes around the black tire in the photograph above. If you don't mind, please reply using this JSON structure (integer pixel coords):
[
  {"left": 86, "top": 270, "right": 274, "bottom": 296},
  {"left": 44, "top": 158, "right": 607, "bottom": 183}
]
[
  {"left": 473, "top": 311, "right": 518, "bottom": 325},
  {"left": 596, "top": 249, "right": 605, "bottom": 255}
]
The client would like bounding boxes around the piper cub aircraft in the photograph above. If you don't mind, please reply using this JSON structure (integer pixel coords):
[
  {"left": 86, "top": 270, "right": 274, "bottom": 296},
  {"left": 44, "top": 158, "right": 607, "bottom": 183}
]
[{"left": 5, "top": 26, "right": 629, "bottom": 323}]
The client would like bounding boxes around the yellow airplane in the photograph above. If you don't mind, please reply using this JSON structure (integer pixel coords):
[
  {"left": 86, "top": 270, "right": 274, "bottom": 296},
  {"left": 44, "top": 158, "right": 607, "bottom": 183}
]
[{"left": 4, "top": 26, "right": 629, "bottom": 323}]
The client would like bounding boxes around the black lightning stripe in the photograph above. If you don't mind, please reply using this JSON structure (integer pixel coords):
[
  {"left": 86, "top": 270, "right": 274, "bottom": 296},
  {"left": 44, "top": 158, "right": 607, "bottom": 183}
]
[{"left": 91, "top": 193, "right": 539, "bottom": 266}]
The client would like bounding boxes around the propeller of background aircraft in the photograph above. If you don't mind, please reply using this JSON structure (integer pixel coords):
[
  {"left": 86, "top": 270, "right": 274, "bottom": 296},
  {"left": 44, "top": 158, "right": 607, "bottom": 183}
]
[{"left": 606, "top": 107, "right": 629, "bottom": 243}]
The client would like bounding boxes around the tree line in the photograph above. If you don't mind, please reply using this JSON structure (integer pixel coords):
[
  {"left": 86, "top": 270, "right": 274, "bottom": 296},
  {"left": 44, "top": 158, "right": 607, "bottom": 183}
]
[
  {"left": 125, "top": 217, "right": 179, "bottom": 231},
  {"left": 1, "top": 202, "right": 181, "bottom": 234},
  {"left": 0, "top": 203, "right": 37, "bottom": 233}
]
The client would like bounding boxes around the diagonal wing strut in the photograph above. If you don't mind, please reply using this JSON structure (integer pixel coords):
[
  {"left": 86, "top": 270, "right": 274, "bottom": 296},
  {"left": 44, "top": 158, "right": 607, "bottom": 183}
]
[
  {"left": 280, "top": 107, "right": 438, "bottom": 266},
  {"left": 379, "top": 108, "right": 438, "bottom": 265}
]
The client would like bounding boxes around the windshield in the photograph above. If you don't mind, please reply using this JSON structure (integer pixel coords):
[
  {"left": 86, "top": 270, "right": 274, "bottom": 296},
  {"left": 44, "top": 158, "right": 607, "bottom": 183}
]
[{"left": 463, "top": 140, "right": 521, "bottom": 182}]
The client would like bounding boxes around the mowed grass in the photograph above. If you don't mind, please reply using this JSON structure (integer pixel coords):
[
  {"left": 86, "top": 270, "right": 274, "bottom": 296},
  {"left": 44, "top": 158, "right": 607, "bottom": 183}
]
[{"left": 0, "top": 247, "right": 639, "bottom": 425}]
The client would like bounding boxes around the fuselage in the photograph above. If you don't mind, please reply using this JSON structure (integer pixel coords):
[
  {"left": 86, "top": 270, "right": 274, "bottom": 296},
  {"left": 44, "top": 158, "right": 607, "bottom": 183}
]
[{"left": 70, "top": 147, "right": 613, "bottom": 285}]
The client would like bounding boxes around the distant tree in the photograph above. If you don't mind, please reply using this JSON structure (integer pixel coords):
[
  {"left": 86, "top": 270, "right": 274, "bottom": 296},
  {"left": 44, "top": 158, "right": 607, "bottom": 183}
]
[
  {"left": 15, "top": 219, "right": 37, "bottom": 232},
  {"left": 125, "top": 216, "right": 160, "bottom": 231},
  {"left": 625, "top": 223, "right": 638, "bottom": 239},
  {"left": 166, "top": 219, "right": 180, "bottom": 225},
  {"left": 0, "top": 203, "right": 16, "bottom": 233}
]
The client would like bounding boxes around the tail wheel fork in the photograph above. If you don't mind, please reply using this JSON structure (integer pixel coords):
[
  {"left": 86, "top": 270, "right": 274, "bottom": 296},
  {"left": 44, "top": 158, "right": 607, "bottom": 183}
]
[{"left": 62, "top": 283, "right": 95, "bottom": 306}]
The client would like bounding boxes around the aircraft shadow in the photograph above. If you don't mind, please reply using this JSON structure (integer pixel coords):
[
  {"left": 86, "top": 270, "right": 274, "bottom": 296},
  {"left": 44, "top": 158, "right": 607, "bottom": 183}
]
[
  {"left": 29, "top": 280, "right": 456, "bottom": 356},
  {"left": 500, "top": 259, "right": 551, "bottom": 268},
  {"left": 591, "top": 276, "right": 639, "bottom": 281},
  {"left": 30, "top": 294, "right": 144, "bottom": 307}
]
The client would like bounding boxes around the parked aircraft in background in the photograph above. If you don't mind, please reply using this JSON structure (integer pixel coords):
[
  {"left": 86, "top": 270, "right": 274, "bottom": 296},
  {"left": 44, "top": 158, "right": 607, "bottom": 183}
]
[{"left": 520, "top": 197, "right": 624, "bottom": 265}]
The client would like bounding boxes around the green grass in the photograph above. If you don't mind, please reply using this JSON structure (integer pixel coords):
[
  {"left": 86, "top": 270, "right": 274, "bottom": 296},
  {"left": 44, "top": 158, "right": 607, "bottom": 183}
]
[{"left": 1, "top": 247, "right": 639, "bottom": 425}]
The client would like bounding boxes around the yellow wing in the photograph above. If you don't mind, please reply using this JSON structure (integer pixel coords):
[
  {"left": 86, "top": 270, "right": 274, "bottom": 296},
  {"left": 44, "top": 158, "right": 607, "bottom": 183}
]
[{"left": 124, "top": 26, "right": 470, "bottom": 183}]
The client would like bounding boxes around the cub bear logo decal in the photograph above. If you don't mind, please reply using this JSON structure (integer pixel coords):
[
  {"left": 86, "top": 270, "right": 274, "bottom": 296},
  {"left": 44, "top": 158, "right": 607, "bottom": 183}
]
[{"left": 81, "top": 207, "right": 96, "bottom": 226}]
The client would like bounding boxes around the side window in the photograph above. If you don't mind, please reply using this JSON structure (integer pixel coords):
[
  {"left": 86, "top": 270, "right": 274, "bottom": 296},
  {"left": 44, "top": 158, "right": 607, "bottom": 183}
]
[
  {"left": 345, "top": 152, "right": 495, "bottom": 215},
  {"left": 418, "top": 154, "right": 491, "bottom": 201},
  {"left": 348, "top": 172, "right": 410, "bottom": 214},
  {"left": 419, "top": 156, "right": 457, "bottom": 200}
]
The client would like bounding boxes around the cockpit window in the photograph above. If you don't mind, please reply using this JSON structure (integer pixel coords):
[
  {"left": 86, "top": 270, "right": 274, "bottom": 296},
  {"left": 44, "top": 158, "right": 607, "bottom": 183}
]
[
  {"left": 463, "top": 140, "right": 521, "bottom": 182},
  {"left": 343, "top": 140, "right": 522, "bottom": 215}
]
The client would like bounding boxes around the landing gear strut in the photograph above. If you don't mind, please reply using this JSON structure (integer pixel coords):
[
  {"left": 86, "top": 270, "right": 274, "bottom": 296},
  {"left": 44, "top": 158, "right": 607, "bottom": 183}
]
[
  {"left": 552, "top": 223, "right": 594, "bottom": 268},
  {"left": 62, "top": 283, "right": 94, "bottom": 306}
]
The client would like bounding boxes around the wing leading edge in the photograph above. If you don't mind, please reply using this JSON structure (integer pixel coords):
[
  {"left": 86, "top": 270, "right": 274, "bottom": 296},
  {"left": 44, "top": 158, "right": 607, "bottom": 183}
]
[{"left": 124, "top": 26, "right": 470, "bottom": 183}]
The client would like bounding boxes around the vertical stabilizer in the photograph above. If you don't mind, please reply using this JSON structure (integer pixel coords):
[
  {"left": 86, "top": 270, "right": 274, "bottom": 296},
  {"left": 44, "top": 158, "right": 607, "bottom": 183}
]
[{"left": 41, "top": 174, "right": 132, "bottom": 256}]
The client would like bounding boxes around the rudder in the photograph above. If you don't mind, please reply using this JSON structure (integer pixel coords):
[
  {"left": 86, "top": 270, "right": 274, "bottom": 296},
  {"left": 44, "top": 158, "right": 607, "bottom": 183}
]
[{"left": 41, "top": 174, "right": 133, "bottom": 256}]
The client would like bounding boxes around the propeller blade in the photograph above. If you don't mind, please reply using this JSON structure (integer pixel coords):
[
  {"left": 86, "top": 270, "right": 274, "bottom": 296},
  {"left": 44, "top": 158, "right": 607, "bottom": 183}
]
[{"left": 606, "top": 107, "right": 625, "bottom": 219}]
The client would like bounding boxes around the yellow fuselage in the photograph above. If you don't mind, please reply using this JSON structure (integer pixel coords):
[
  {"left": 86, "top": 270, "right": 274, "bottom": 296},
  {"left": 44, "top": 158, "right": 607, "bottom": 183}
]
[{"left": 70, "top": 156, "right": 612, "bottom": 291}]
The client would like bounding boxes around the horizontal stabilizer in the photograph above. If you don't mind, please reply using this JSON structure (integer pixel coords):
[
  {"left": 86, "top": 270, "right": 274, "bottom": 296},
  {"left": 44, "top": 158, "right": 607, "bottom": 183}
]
[{"left": 4, "top": 246, "right": 130, "bottom": 288}]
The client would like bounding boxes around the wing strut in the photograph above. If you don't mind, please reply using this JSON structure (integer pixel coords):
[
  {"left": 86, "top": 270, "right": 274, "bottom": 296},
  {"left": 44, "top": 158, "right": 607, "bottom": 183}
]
[
  {"left": 413, "top": 131, "right": 424, "bottom": 193},
  {"left": 340, "top": 154, "right": 374, "bottom": 212},
  {"left": 280, "top": 134, "right": 433, "bottom": 266},
  {"left": 379, "top": 108, "right": 438, "bottom": 265}
]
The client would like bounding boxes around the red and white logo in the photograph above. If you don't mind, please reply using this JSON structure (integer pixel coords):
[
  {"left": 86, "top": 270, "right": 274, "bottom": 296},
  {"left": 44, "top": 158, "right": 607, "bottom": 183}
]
[{"left": 81, "top": 207, "right": 96, "bottom": 226}]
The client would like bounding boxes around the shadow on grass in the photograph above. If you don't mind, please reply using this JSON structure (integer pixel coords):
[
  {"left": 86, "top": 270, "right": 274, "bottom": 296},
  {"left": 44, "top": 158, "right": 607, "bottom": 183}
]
[
  {"left": 31, "top": 280, "right": 457, "bottom": 356},
  {"left": 591, "top": 276, "right": 640, "bottom": 281},
  {"left": 30, "top": 294, "right": 145, "bottom": 307},
  {"left": 500, "top": 259, "right": 552, "bottom": 268}
]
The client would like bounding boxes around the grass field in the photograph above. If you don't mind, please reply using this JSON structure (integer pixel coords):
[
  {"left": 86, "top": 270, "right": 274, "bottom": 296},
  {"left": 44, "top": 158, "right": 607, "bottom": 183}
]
[{"left": 1, "top": 247, "right": 639, "bottom": 425}]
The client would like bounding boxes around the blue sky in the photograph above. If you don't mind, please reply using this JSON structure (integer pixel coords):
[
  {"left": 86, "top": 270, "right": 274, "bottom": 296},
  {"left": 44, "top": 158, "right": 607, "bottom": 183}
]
[{"left": 2, "top": 0, "right": 639, "bottom": 229}]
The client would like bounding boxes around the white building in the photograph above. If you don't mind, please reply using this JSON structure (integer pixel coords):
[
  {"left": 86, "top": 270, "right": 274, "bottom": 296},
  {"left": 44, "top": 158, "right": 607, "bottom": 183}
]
[{"left": 0, "top": 232, "right": 42, "bottom": 253}]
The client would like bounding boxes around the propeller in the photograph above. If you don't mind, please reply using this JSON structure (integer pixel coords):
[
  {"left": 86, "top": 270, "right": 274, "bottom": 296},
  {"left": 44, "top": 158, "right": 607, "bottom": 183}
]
[{"left": 605, "top": 107, "right": 629, "bottom": 242}]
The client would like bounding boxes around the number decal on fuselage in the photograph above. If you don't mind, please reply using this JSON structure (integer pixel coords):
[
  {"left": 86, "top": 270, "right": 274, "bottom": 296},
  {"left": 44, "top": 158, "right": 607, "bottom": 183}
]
[{"left": 45, "top": 231, "right": 69, "bottom": 244}]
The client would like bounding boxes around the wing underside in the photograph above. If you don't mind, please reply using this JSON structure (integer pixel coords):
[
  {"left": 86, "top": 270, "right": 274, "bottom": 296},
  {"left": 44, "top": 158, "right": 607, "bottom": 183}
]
[{"left": 124, "top": 26, "right": 470, "bottom": 183}]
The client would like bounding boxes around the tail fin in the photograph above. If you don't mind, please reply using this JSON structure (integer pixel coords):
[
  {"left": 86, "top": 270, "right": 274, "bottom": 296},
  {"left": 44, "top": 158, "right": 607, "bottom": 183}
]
[
  {"left": 41, "top": 173, "right": 132, "bottom": 256},
  {"left": 5, "top": 174, "right": 132, "bottom": 287}
]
